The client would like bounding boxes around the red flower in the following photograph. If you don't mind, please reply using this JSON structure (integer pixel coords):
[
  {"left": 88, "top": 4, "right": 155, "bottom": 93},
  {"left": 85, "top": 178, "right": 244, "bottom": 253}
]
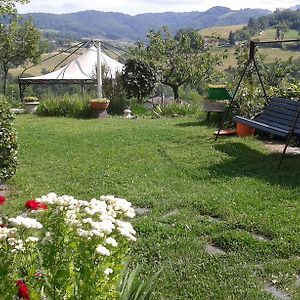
[
  {"left": 16, "top": 280, "right": 30, "bottom": 300},
  {"left": 25, "top": 200, "right": 48, "bottom": 210},
  {"left": 0, "top": 195, "right": 6, "bottom": 205}
]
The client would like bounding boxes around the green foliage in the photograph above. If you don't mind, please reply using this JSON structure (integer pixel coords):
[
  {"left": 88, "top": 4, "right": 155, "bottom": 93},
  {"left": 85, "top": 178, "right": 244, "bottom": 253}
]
[
  {"left": 235, "top": 8, "right": 300, "bottom": 41},
  {"left": 156, "top": 102, "right": 201, "bottom": 117},
  {"left": 229, "top": 43, "right": 294, "bottom": 118},
  {"left": 269, "top": 83, "right": 300, "bottom": 99},
  {"left": 119, "top": 266, "right": 161, "bottom": 300},
  {"left": 36, "top": 95, "right": 92, "bottom": 118},
  {"left": 0, "top": 98, "right": 17, "bottom": 183},
  {"left": 122, "top": 59, "right": 158, "bottom": 103},
  {"left": 0, "top": 0, "right": 29, "bottom": 15},
  {"left": 0, "top": 194, "right": 136, "bottom": 299},
  {"left": 0, "top": 16, "right": 45, "bottom": 94},
  {"left": 134, "top": 27, "right": 222, "bottom": 100}
]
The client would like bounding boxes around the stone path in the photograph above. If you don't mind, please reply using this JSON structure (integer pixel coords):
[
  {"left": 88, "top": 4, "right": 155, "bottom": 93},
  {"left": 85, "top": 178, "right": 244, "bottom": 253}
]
[{"left": 265, "top": 283, "right": 291, "bottom": 300}]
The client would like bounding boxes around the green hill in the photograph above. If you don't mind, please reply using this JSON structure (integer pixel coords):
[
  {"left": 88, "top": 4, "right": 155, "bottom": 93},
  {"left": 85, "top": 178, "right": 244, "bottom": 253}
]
[{"left": 0, "top": 6, "right": 270, "bottom": 41}]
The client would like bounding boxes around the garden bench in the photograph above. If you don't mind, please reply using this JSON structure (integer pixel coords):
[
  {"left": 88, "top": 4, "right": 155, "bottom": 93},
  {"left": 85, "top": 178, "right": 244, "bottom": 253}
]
[{"left": 233, "top": 97, "right": 300, "bottom": 169}]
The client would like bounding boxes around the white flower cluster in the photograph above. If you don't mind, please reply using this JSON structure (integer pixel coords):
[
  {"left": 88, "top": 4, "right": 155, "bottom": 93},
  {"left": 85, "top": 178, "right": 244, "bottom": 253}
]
[
  {"left": 0, "top": 227, "right": 17, "bottom": 240},
  {"left": 35, "top": 193, "right": 136, "bottom": 243},
  {"left": 8, "top": 216, "right": 43, "bottom": 229}
]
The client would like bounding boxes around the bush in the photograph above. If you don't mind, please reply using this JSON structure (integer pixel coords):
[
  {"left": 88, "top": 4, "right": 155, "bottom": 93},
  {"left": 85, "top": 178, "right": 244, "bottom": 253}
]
[
  {"left": 108, "top": 92, "right": 130, "bottom": 115},
  {"left": 159, "top": 102, "right": 201, "bottom": 117},
  {"left": 37, "top": 95, "right": 92, "bottom": 118},
  {"left": 0, "top": 99, "right": 18, "bottom": 183}
]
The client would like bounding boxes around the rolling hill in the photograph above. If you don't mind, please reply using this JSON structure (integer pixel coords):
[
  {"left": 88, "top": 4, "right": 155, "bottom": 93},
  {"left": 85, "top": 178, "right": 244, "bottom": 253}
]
[{"left": 18, "top": 6, "right": 270, "bottom": 41}]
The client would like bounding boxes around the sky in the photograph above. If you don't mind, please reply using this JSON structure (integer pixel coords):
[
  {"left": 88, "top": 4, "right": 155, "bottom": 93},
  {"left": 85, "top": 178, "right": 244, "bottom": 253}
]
[{"left": 16, "top": 0, "right": 300, "bottom": 15}]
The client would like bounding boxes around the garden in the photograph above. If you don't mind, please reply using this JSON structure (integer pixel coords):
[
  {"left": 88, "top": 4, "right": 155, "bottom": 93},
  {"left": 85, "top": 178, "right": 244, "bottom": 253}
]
[
  {"left": 1, "top": 3, "right": 300, "bottom": 298},
  {"left": 1, "top": 112, "right": 300, "bottom": 299}
]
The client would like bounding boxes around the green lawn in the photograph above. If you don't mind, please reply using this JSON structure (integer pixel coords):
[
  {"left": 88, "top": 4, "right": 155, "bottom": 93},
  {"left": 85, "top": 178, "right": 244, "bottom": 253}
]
[{"left": 9, "top": 115, "right": 300, "bottom": 299}]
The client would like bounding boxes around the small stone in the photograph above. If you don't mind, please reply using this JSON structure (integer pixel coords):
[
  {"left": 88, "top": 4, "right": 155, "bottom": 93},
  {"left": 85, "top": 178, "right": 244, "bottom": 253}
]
[
  {"left": 207, "top": 216, "right": 222, "bottom": 223},
  {"left": 0, "top": 184, "right": 9, "bottom": 191},
  {"left": 163, "top": 209, "right": 179, "bottom": 218},
  {"left": 295, "top": 274, "right": 300, "bottom": 286},
  {"left": 134, "top": 207, "right": 151, "bottom": 216},
  {"left": 252, "top": 233, "right": 271, "bottom": 242},
  {"left": 265, "top": 283, "right": 291, "bottom": 300},
  {"left": 205, "top": 244, "right": 226, "bottom": 255}
]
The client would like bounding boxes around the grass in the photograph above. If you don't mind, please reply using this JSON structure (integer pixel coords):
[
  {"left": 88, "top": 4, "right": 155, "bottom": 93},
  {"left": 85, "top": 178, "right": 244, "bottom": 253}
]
[
  {"left": 8, "top": 115, "right": 300, "bottom": 299},
  {"left": 199, "top": 24, "right": 246, "bottom": 38}
]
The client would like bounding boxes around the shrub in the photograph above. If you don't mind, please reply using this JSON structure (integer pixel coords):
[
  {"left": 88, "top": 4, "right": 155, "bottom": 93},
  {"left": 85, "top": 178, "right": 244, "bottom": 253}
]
[
  {"left": 0, "top": 99, "right": 18, "bottom": 183},
  {"left": 0, "top": 193, "right": 137, "bottom": 299},
  {"left": 37, "top": 95, "right": 92, "bottom": 118},
  {"left": 108, "top": 92, "right": 130, "bottom": 115},
  {"left": 159, "top": 102, "right": 201, "bottom": 117}
]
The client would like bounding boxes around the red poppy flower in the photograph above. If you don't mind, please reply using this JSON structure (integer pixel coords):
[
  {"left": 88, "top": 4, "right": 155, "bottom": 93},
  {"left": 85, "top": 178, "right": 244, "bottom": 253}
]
[
  {"left": 0, "top": 195, "right": 6, "bottom": 205},
  {"left": 16, "top": 280, "right": 30, "bottom": 300},
  {"left": 25, "top": 200, "right": 48, "bottom": 210}
]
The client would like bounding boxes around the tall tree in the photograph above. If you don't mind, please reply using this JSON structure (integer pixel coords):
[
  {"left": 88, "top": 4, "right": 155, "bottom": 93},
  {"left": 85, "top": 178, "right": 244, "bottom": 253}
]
[
  {"left": 122, "top": 59, "right": 158, "bottom": 103},
  {"left": 0, "top": 0, "right": 29, "bottom": 14},
  {"left": 133, "top": 27, "right": 221, "bottom": 100},
  {"left": 0, "top": 17, "right": 44, "bottom": 94},
  {"left": 228, "top": 30, "right": 235, "bottom": 45}
]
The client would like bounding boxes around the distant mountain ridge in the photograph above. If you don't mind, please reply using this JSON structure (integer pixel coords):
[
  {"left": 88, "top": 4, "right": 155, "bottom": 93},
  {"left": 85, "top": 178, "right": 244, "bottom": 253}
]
[{"left": 20, "top": 6, "right": 271, "bottom": 41}]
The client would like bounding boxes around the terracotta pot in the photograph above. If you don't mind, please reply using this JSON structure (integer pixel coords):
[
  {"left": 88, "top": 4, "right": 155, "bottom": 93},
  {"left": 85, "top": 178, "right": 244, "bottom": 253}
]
[
  {"left": 90, "top": 101, "right": 109, "bottom": 111},
  {"left": 24, "top": 102, "right": 40, "bottom": 113},
  {"left": 236, "top": 122, "right": 255, "bottom": 137}
]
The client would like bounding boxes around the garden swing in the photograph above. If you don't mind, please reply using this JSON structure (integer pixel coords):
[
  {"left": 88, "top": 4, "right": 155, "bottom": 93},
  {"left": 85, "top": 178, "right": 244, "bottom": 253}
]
[{"left": 215, "top": 39, "right": 300, "bottom": 170}]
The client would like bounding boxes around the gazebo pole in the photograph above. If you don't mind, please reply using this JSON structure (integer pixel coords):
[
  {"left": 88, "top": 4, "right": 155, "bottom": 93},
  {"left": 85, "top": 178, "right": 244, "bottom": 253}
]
[{"left": 96, "top": 40, "right": 103, "bottom": 98}]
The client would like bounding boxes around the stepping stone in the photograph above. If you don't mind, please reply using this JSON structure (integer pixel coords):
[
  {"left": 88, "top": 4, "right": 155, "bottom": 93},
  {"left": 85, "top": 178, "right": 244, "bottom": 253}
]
[
  {"left": 265, "top": 283, "right": 291, "bottom": 300},
  {"left": 134, "top": 207, "right": 151, "bottom": 216},
  {"left": 163, "top": 209, "right": 179, "bottom": 218},
  {"left": 0, "top": 184, "right": 9, "bottom": 191},
  {"left": 207, "top": 216, "right": 222, "bottom": 223},
  {"left": 295, "top": 274, "right": 300, "bottom": 286},
  {"left": 205, "top": 244, "right": 226, "bottom": 255},
  {"left": 252, "top": 233, "right": 271, "bottom": 242}
]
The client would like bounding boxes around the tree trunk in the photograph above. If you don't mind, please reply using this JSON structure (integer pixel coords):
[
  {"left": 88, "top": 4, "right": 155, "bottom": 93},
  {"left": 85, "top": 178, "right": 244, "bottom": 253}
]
[
  {"left": 172, "top": 85, "right": 180, "bottom": 102},
  {"left": 3, "top": 68, "right": 8, "bottom": 96}
]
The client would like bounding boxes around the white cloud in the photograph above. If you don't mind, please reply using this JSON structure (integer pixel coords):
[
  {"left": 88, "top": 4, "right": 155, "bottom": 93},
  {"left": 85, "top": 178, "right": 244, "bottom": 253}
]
[{"left": 16, "top": 0, "right": 300, "bottom": 15}]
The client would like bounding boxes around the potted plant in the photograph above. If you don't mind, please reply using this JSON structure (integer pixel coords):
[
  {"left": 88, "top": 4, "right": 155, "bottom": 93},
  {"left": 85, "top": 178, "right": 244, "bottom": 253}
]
[
  {"left": 23, "top": 96, "right": 40, "bottom": 113},
  {"left": 235, "top": 84, "right": 264, "bottom": 137},
  {"left": 89, "top": 98, "right": 110, "bottom": 111}
]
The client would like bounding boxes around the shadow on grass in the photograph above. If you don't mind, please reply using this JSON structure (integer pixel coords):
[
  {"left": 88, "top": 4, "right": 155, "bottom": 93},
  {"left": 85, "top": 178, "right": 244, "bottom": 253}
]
[
  {"left": 175, "top": 119, "right": 219, "bottom": 128},
  {"left": 207, "top": 142, "right": 300, "bottom": 188}
]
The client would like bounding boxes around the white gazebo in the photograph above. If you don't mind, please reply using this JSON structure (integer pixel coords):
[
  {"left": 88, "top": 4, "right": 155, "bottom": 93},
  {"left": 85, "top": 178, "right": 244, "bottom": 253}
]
[{"left": 18, "top": 43, "right": 124, "bottom": 99}]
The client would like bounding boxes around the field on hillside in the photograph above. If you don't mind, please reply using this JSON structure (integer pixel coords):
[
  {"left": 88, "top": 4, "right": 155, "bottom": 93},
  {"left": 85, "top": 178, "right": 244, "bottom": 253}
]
[
  {"left": 212, "top": 45, "right": 300, "bottom": 69},
  {"left": 253, "top": 28, "right": 299, "bottom": 41},
  {"left": 199, "top": 24, "right": 246, "bottom": 38},
  {"left": 7, "top": 115, "right": 300, "bottom": 299}
]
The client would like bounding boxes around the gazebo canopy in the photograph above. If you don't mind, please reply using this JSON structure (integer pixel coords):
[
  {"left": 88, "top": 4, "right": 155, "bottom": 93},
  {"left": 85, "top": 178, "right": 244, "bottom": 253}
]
[{"left": 19, "top": 46, "right": 124, "bottom": 85}]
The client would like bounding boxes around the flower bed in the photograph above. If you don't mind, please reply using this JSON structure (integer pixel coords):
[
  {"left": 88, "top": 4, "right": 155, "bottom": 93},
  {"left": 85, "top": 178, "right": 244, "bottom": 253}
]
[{"left": 0, "top": 193, "right": 136, "bottom": 299}]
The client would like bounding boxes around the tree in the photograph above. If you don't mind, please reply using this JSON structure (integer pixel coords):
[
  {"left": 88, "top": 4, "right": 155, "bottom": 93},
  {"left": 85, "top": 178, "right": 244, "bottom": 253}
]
[
  {"left": 122, "top": 59, "right": 158, "bottom": 103},
  {"left": 0, "top": 0, "right": 29, "bottom": 15},
  {"left": 275, "top": 22, "right": 289, "bottom": 40},
  {"left": 228, "top": 30, "right": 235, "bottom": 45},
  {"left": 0, "top": 16, "right": 44, "bottom": 94},
  {"left": 133, "top": 27, "right": 221, "bottom": 100}
]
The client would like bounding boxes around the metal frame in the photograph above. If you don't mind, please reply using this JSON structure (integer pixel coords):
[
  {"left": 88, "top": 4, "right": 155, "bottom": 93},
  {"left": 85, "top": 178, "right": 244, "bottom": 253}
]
[{"left": 215, "top": 39, "right": 300, "bottom": 169}]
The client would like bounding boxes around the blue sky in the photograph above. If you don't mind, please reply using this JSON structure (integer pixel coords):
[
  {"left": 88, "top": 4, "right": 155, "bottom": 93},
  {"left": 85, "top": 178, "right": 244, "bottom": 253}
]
[{"left": 16, "top": 0, "right": 300, "bottom": 15}]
